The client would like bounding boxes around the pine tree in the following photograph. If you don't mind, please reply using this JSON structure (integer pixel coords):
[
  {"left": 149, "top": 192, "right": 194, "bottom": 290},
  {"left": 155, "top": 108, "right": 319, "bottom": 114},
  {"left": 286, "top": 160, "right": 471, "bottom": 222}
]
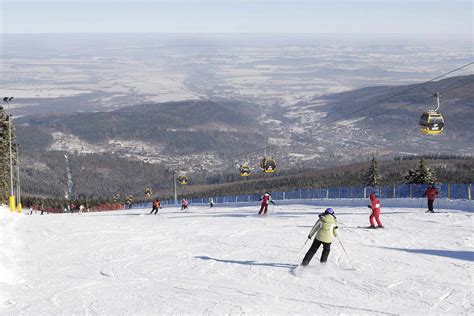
[
  {"left": 404, "top": 158, "right": 437, "bottom": 184},
  {"left": 0, "top": 105, "right": 18, "bottom": 203},
  {"left": 364, "top": 156, "right": 382, "bottom": 188},
  {"left": 404, "top": 169, "right": 417, "bottom": 184},
  {"left": 1, "top": 107, "right": 11, "bottom": 202}
]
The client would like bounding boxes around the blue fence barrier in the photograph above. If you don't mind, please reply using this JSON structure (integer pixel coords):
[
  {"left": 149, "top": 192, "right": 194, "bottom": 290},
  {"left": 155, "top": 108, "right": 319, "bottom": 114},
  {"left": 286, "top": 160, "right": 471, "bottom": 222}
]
[{"left": 131, "top": 183, "right": 472, "bottom": 209}]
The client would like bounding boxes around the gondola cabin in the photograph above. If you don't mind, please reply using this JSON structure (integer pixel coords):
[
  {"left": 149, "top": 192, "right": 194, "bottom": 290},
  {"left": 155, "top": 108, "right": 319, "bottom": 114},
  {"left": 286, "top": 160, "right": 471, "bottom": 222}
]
[
  {"left": 239, "top": 164, "right": 251, "bottom": 177},
  {"left": 145, "top": 188, "right": 152, "bottom": 197},
  {"left": 178, "top": 174, "right": 188, "bottom": 185},
  {"left": 419, "top": 111, "right": 444, "bottom": 135},
  {"left": 260, "top": 156, "right": 276, "bottom": 173}
]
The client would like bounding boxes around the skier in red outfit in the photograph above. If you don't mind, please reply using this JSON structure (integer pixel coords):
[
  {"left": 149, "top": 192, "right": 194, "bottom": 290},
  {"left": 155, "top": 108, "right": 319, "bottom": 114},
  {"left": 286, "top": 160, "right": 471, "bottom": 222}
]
[
  {"left": 149, "top": 198, "right": 161, "bottom": 215},
  {"left": 368, "top": 193, "right": 383, "bottom": 228},
  {"left": 258, "top": 192, "right": 275, "bottom": 215},
  {"left": 423, "top": 184, "right": 439, "bottom": 213}
]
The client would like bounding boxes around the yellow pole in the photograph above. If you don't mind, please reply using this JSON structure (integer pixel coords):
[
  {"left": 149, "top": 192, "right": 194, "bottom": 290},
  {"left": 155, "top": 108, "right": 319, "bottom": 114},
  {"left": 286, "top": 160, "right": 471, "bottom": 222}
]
[
  {"left": 17, "top": 202, "right": 22, "bottom": 213},
  {"left": 9, "top": 195, "right": 16, "bottom": 212}
]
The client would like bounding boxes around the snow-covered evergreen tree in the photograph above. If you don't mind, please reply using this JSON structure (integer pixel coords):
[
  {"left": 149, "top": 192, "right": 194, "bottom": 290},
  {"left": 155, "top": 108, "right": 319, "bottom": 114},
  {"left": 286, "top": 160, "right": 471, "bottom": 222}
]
[
  {"left": 364, "top": 156, "right": 382, "bottom": 188},
  {"left": 404, "top": 158, "right": 437, "bottom": 184}
]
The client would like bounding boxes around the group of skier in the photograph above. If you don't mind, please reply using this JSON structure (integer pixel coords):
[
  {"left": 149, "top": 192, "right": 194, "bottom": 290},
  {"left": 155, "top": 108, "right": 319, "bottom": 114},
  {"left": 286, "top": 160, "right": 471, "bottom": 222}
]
[
  {"left": 147, "top": 185, "right": 440, "bottom": 267},
  {"left": 300, "top": 185, "right": 439, "bottom": 266},
  {"left": 149, "top": 197, "right": 190, "bottom": 214}
]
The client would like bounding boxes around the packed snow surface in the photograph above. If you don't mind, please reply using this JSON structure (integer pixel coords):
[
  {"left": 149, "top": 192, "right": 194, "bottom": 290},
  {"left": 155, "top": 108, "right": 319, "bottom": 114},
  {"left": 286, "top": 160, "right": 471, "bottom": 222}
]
[{"left": 1, "top": 204, "right": 473, "bottom": 314}]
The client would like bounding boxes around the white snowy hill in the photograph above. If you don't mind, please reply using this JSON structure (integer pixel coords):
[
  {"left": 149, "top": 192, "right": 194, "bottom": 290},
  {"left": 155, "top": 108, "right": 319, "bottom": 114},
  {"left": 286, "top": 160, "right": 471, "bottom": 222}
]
[{"left": 1, "top": 203, "right": 472, "bottom": 314}]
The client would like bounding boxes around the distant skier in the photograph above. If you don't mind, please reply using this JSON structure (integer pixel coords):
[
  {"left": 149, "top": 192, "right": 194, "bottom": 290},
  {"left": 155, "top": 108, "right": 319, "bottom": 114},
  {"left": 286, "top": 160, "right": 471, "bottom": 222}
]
[
  {"left": 209, "top": 197, "right": 214, "bottom": 208},
  {"left": 181, "top": 198, "right": 189, "bottom": 211},
  {"left": 368, "top": 193, "right": 383, "bottom": 228},
  {"left": 423, "top": 184, "right": 439, "bottom": 213},
  {"left": 150, "top": 198, "right": 161, "bottom": 215},
  {"left": 258, "top": 192, "right": 275, "bottom": 215},
  {"left": 302, "top": 208, "right": 338, "bottom": 266},
  {"left": 79, "top": 205, "right": 84, "bottom": 214}
]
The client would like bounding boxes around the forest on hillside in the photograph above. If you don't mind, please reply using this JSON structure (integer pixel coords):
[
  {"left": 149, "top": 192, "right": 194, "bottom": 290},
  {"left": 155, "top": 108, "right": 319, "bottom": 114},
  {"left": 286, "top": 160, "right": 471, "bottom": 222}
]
[{"left": 19, "top": 151, "right": 474, "bottom": 203}]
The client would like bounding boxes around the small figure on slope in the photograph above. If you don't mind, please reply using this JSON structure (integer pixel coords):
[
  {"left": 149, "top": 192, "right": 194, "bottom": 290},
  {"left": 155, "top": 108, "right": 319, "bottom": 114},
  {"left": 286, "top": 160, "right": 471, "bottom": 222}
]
[
  {"left": 258, "top": 192, "right": 275, "bottom": 215},
  {"left": 181, "top": 198, "right": 189, "bottom": 211},
  {"left": 423, "top": 184, "right": 439, "bottom": 213},
  {"left": 150, "top": 198, "right": 161, "bottom": 215},
  {"left": 301, "top": 208, "right": 338, "bottom": 266},
  {"left": 209, "top": 197, "right": 214, "bottom": 208},
  {"left": 368, "top": 193, "right": 383, "bottom": 229}
]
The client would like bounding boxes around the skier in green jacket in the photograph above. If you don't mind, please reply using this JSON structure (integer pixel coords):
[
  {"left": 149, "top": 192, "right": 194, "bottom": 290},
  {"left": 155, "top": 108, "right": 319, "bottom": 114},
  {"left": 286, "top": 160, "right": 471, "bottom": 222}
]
[{"left": 302, "top": 208, "right": 338, "bottom": 266}]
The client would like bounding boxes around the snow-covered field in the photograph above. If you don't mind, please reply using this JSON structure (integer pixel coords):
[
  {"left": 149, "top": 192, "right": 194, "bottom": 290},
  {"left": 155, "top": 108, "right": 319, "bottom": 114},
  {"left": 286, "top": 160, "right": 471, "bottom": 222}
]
[{"left": 1, "top": 203, "right": 473, "bottom": 314}]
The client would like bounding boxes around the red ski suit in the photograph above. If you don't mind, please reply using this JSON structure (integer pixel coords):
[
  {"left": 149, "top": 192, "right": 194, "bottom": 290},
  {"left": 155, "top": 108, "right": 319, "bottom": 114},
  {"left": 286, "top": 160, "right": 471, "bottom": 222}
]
[
  {"left": 424, "top": 187, "right": 438, "bottom": 201},
  {"left": 259, "top": 194, "right": 271, "bottom": 215},
  {"left": 369, "top": 193, "right": 383, "bottom": 227}
]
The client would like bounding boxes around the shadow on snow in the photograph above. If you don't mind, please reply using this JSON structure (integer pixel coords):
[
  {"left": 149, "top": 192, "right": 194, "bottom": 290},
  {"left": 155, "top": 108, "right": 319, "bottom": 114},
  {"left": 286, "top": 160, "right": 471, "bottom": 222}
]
[
  {"left": 195, "top": 256, "right": 298, "bottom": 269},
  {"left": 383, "top": 247, "right": 474, "bottom": 262}
]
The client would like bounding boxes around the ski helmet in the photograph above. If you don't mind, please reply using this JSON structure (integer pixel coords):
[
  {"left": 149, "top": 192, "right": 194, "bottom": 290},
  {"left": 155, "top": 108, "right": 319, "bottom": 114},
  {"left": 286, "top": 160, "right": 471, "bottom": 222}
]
[{"left": 324, "top": 208, "right": 334, "bottom": 215}]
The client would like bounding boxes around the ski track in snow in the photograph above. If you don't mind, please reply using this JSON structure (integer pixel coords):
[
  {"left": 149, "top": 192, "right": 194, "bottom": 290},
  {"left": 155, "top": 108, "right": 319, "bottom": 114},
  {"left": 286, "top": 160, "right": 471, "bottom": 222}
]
[{"left": 1, "top": 204, "right": 473, "bottom": 314}]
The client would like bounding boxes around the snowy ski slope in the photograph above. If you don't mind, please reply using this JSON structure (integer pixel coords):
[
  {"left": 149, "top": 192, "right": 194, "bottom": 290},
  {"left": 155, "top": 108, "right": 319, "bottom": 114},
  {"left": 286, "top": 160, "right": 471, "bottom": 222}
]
[{"left": 1, "top": 203, "right": 473, "bottom": 314}]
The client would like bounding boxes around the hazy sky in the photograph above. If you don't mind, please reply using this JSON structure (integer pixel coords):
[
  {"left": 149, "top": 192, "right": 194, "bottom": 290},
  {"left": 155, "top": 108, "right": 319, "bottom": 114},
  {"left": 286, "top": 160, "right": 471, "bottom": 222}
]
[{"left": 1, "top": 0, "right": 472, "bottom": 35}]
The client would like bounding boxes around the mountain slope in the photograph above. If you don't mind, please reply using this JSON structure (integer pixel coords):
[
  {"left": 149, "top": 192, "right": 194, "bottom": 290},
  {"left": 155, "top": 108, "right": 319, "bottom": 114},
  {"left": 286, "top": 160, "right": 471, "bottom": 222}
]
[
  {"left": 13, "top": 75, "right": 474, "bottom": 199},
  {"left": 18, "top": 99, "right": 266, "bottom": 166}
]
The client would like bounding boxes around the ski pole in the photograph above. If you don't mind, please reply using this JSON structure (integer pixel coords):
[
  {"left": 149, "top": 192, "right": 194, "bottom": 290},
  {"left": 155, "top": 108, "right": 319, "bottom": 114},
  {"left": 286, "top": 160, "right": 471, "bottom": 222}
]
[
  {"left": 290, "top": 238, "right": 310, "bottom": 268},
  {"left": 419, "top": 199, "right": 423, "bottom": 214},
  {"left": 298, "top": 238, "right": 310, "bottom": 254},
  {"left": 337, "top": 236, "right": 348, "bottom": 254},
  {"left": 337, "top": 236, "right": 355, "bottom": 270}
]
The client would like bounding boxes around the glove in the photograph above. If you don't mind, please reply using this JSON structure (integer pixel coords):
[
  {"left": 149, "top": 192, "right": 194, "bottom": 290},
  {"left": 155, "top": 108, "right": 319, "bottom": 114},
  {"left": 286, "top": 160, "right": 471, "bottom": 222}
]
[
  {"left": 367, "top": 205, "right": 371, "bottom": 208},
  {"left": 271, "top": 201, "right": 275, "bottom": 205}
]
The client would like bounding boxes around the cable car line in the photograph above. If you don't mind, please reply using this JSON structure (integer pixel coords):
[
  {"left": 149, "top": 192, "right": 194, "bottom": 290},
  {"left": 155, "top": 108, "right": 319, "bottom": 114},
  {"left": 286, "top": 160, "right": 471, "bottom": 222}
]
[
  {"left": 354, "top": 78, "right": 473, "bottom": 126},
  {"left": 314, "top": 62, "right": 473, "bottom": 130}
]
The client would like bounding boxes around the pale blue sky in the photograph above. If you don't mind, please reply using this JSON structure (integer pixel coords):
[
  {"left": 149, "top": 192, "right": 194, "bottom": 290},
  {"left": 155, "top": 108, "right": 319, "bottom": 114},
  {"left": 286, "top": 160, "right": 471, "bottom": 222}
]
[{"left": 1, "top": 0, "right": 472, "bottom": 34}]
